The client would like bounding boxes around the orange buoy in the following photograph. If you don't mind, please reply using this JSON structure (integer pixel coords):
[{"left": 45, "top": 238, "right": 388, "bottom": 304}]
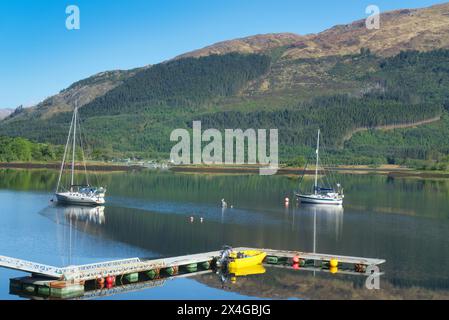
[{"left": 97, "top": 277, "right": 105, "bottom": 288}]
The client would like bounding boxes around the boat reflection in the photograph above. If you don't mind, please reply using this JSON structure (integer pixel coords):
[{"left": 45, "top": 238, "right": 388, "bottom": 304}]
[
  {"left": 300, "top": 204, "right": 344, "bottom": 215},
  {"left": 224, "top": 264, "right": 266, "bottom": 285},
  {"left": 62, "top": 205, "right": 106, "bottom": 225},
  {"left": 38, "top": 205, "right": 106, "bottom": 266},
  {"left": 300, "top": 204, "right": 344, "bottom": 242},
  {"left": 40, "top": 205, "right": 106, "bottom": 226}
]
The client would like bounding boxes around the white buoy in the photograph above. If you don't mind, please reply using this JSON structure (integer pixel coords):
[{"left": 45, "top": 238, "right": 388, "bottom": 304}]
[
  {"left": 221, "top": 199, "right": 227, "bottom": 208},
  {"left": 200, "top": 217, "right": 204, "bottom": 223}
]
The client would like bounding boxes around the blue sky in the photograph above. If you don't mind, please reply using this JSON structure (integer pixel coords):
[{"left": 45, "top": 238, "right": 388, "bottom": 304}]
[{"left": 0, "top": 0, "right": 446, "bottom": 109}]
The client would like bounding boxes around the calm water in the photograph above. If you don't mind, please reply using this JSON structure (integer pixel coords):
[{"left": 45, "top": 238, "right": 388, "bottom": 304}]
[{"left": 1, "top": 169, "right": 449, "bottom": 299}]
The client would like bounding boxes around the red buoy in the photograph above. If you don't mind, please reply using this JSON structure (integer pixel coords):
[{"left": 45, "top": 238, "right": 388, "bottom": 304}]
[
  {"left": 106, "top": 276, "right": 114, "bottom": 285},
  {"left": 293, "top": 263, "right": 300, "bottom": 270},
  {"left": 292, "top": 256, "right": 300, "bottom": 264}
]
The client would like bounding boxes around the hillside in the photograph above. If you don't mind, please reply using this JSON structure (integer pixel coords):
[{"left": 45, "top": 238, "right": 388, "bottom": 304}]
[
  {"left": 1, "top": 2, "right": 449, "bottom": 164},
  {"left": 5, "top": 68, "right": 146, "bottom": 122}
]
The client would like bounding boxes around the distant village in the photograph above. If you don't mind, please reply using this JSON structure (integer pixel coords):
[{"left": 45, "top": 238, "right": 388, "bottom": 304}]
[{"left": 110, "top": 158, "right": 172, "bottom": 169}]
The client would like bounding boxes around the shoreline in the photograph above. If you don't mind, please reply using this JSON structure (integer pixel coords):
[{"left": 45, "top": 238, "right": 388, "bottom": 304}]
[
  {"left": 2, "top": 162, "right": 449, "bottom": 179},
  {"left": 0, "top": 162, "right": 144, "bottom": 172},
  {"left": 170, "top": 165, "right": 449, "bottom": 179}
]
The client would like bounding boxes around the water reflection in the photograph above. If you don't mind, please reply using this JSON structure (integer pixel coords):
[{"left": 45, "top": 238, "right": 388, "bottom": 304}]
[
  {"left": 64, "top": 206, "right": 106, "bottom": 225},
  {"left": 29, "top": 180, "right": 449, "bottom": 294},
  {"left": 40, "top": 205, "right": 105, "bottom": 226},
  {"left": 300, "top": 204, "right": 344, "bottom": 245},
  {"left": 39, "top": 205, "right": 107, "bottom": 266},
  {"left": 2, "top": 169, "right": 449, "bottom": 298}
]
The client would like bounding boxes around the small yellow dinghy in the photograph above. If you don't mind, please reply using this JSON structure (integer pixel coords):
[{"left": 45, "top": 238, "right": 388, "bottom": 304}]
[{"left": 227, "top": 250, "right": 267, "bottom": 270}]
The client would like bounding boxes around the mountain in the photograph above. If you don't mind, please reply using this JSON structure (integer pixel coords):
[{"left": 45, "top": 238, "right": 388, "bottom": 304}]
[
  {"left": 1, "top": 2, "right": 449, "bottom": 165},
  {"left": 178, "top": 3, "right": 449, "bottom": 60},
  {"left": 174, "top": 33, "right": 304, "bottom": 59},
  {"left": 0, "top": 109, "right": 13, "bottom": 120},
  {"left": 6, "top": 68, "right": 146, "bottom": 122}
]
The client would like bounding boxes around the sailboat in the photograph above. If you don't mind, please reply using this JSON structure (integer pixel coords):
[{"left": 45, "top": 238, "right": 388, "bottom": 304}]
[
  {"left": 296, "top": 129, "right": 344, "bottom": 205},
  {"left": 54, "top": 106, "right": 106, "bottom": 206}
]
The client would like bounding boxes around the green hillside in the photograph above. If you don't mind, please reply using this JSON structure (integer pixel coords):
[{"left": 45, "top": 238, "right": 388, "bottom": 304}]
[
  {"left": 1, "top": 50, "right": 449, "bottom": 164},
  {"left": 81, "top": 53, "right": 271, "bottom": 115}
]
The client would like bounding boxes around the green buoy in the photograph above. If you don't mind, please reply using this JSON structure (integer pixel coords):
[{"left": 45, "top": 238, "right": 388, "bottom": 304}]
[
  {"left": 164, "top": 266, "right": 178, "bottom": 276},
  {"left": 184, "top": 263, "right": 198, "bottom": 272},
  {"left": 146, "top": 269, "right": 159, "bottom": 280}
]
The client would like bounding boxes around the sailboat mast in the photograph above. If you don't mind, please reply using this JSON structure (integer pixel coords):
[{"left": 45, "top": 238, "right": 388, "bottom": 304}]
[
  {"left": 70, "top": 107, "right": 77, "bottom": 192},
  {"left": 55, "top": 109, "right": 75, "bottom": 194},
  {"left": 314, "top": 129, "right": 320, "bottom": 195}
]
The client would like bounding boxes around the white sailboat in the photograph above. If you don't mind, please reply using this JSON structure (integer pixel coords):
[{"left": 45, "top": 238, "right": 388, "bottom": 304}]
[
  {"left": 296, "top": 129, "right": 344, "bottom": 206},
  {"left": 54, "top": 106, "right": 106, "bottom": 206}
]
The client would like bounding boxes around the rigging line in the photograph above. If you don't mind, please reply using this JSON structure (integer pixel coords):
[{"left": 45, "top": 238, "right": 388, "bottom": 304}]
[
  {"left": 320, "top": 152, "right": 336, "bottom": 189},
  {"left": 316, "top": 154, "right": 330, "bottom": 190},
  {"left": 317, "top": 149, "right": 332, "bottom": 188},
  {"left": 77, "top": 112, "right": 89, "bottom": 186},
  {"left": 56, "top": 108, "right": 75, "bottom": 194},
  {"left": 297, "top": 149, "right": 313, "bottom": 194},
  {"left": 77, "top": 109, "right": 102, "bottom": 188},
  {"left": 312, "top": 131, "right": 335, "bottom": 190},
  {"left": 319, "top": 137, "right": 339, "bottom": 187},
  {"left": 71, "top": 107, "right": 77, "bottom": 191}
]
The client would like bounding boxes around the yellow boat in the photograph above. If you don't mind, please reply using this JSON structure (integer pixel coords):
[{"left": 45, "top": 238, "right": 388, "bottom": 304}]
[{"left": 227, "top": 250, "right": 267, "bottom": 270}]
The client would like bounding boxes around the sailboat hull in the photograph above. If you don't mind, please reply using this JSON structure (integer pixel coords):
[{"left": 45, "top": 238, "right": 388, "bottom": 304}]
[
  {"left": 56, "top": 192, "right": 105, "bottom": 206},
  {"left": 297, "top": 194, "right": 343, "bottom": 205}
]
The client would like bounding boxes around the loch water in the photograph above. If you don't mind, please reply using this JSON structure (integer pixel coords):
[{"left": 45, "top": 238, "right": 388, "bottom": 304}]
[{"left": 1, "top": 169, "right": 449, "bottom": 299}]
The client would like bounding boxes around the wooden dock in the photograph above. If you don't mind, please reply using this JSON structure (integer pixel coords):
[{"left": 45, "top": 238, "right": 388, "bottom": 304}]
[{"left": 2, "top": 247, "right": 385, "bottom": 299}]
